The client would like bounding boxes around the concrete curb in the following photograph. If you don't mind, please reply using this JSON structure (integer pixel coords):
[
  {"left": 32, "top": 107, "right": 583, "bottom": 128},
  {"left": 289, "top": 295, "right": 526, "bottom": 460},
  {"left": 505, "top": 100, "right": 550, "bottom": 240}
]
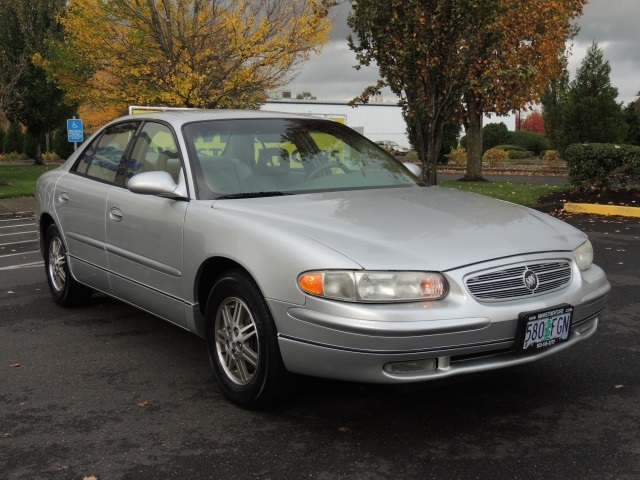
[
  {"left": 0, "top": 197, "right": 36, "bottom": 217},
  {"left": 564, "top": 202, "right": 640, "bottom": 218}
]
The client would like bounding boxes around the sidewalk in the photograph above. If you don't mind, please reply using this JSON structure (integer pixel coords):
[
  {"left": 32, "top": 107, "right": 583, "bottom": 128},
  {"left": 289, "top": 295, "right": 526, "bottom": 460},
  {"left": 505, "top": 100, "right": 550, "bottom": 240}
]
[{"left": 0, "top": 197, "right": 36, "bottom": 216}]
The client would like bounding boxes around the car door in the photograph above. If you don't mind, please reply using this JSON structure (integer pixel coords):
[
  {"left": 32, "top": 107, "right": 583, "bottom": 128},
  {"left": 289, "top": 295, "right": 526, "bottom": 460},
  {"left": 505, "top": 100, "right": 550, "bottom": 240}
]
[
  {"left": 105, "top": 121, "right": 189, "bottom": 328},
  {"left": 55, "top": 121, "right": 140, "bottom": 293}
]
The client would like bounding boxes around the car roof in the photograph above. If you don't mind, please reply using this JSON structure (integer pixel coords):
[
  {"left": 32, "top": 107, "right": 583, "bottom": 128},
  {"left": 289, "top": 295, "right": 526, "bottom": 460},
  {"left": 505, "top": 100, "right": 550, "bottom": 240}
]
[{"left": 108, "top": 109, "right": 327, "bottom": 129}]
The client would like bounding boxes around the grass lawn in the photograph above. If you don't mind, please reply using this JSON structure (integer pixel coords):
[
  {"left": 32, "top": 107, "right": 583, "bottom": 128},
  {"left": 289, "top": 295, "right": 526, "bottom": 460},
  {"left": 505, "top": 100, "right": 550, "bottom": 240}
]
[
  {"left": 0, "top": 165, "right": 58, "bottom": 199},
  {"left": 440, "top": 180, "right": 569, "bottom": 206},
  {"left": 0, "top": 164, "right": 567, "bottom": 207}
]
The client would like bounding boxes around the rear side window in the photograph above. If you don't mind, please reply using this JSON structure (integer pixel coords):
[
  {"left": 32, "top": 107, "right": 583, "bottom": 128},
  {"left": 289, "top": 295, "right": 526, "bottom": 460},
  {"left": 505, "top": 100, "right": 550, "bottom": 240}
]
[{"left": 75, "top": 122, "right": 139, "bottom": 183}]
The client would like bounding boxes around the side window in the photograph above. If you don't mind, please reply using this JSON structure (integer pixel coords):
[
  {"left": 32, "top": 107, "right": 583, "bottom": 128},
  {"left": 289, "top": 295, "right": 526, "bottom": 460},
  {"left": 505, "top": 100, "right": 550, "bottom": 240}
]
[
  {"left": 76, "top": 122, "right": 139, "bottom": 183},
  {"left": 126, "top": 122, "right": 181, "bottom": 183}
]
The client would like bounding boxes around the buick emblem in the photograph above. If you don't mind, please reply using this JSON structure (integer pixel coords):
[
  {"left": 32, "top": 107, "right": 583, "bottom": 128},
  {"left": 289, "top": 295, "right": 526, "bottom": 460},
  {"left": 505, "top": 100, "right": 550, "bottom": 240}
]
[{"left": 523, "top": 270, "right": 539, "bottom": 291}]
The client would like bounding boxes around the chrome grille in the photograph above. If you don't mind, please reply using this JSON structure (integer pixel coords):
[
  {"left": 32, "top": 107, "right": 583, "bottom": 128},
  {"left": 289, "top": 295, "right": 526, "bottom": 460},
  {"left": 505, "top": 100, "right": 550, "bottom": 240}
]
[{"left": 465, "top": 261, "right": 573, "bottom": 302}]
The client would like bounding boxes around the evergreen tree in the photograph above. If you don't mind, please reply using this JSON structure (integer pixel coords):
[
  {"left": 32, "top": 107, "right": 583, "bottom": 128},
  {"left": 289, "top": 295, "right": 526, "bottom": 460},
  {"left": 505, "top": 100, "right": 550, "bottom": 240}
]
[
  {"left": 52, "top": 125, "right": 74, "bottom": 159},
  {"left": 541, "top": 61, "right": 569, "bottom": 150},
  {"left": 0, "top": 125, "right": 5, "bottom": 153},
  {"left": 4, "top": 122, "right": 23, "bottom": 153},
  {"left": 623, "top": 92, "right": 640, "bottom": 146},
  {"left": 559, "top": 42, "right": 626, "bottom": 152},
  {"left": 23, "top": 131, "right": 37, "bottom": 159}
]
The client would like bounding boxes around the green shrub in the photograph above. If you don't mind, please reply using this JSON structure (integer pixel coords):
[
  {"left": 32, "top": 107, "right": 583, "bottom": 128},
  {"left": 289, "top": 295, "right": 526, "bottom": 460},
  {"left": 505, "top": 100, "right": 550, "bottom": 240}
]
[
  {"left": 483, "top": 123, "right": 510, "bottom": 152},
  {"left": 4, "top": 122, "right": 23, "bottom": 154},
  {"left": 460, "top": 135, "right": 467, "bottom": 149},
  {"left": 494, "top": 144, "right": 527, "bottom": 152},
  {"left": 0, "top": 126, "right": 5, "bottom": 154},
  {"left": 564, "top": 143, "right": 640, "bottom": 188},
  {"left": 507, "top": 131, "right": 549, "bottom": 156},
  {"left": 507, "top": 150, "right": 535, "bottom": 160}
]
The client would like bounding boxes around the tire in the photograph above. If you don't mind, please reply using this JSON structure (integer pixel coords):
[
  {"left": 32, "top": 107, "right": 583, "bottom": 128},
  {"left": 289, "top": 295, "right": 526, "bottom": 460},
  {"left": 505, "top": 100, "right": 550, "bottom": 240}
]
[
  {"left": 205, "top": 269, "right": 288, "bottom": 409},
  {"left": 44, "top": 224, "right": 91, "bottom": 307}
]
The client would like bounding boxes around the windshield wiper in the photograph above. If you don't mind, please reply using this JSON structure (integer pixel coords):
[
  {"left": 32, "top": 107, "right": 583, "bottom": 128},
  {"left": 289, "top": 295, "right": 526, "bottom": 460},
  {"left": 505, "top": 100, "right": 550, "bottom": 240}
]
[{"left": 214, "top": 191, "right": 292, "bottom": 200}]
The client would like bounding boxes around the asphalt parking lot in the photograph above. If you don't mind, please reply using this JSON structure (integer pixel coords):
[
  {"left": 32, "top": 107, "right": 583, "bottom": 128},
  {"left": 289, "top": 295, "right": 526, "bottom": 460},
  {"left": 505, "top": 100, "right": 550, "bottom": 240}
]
[{"left": 1, "top": 208, "right": 639, "bottom": 480}]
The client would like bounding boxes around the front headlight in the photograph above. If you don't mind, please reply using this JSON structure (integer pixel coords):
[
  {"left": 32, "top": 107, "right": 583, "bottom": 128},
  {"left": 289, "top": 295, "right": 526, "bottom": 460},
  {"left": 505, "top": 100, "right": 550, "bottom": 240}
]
[
  {"left": 574, "top": 240, "right": 594, "bottom": 271},
  {"left": 298, "top": 271, "right": 448, "bottom": 302}
]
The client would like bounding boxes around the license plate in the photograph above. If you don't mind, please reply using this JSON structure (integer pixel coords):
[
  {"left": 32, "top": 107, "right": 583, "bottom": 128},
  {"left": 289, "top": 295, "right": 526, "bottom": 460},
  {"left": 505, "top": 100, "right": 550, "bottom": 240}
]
[{"left": 519, "top": 306, "right": 573, "bottom": 351}]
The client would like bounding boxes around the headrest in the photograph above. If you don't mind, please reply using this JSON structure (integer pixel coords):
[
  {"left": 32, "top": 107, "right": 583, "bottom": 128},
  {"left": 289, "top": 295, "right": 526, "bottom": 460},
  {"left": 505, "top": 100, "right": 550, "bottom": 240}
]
[{"left": 256, "top": 148, "right": 290, "bottom": 176}]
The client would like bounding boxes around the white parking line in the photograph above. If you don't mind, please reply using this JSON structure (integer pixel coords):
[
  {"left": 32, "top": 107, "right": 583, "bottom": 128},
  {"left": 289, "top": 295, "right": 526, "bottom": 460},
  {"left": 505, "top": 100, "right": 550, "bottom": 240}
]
[
  {"left": 0, "top": 239, "right": 38, "bottom": 247},
  {"left": 0, "top": 218, "right": 34, "bottom": 224},
  {"left": 0, "top": 250, "right": 41, "bottom": 258},
  {"left": 0, "top": 231, "right": 37, "bottom": 238},
  {"left": 0, "top": 261, "right": 44, "bottom": 271},
  {"left": 0, "top": 223, "right": 35, "bottom": 231}
]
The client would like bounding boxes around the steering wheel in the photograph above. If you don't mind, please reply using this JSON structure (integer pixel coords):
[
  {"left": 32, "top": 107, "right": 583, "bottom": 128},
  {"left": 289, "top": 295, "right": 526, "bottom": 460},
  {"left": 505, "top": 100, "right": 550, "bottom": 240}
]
[{"left": 307, "top": 161, "right": 350, "bottom": 180}]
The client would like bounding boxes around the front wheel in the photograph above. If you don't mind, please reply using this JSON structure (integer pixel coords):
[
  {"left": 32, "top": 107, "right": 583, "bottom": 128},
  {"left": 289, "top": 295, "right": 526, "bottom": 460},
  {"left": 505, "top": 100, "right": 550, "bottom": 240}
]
[
  {"left": 205, "top": 270, "right": 288, "bottom": 409},
  {"left": 44, "top": 224, "right": 91, "bottom": 307}
]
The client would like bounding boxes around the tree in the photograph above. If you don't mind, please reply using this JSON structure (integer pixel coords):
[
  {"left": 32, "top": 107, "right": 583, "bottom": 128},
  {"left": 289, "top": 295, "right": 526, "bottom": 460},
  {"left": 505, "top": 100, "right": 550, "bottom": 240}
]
[
  {"left": 541, "top": 62, "right": 570, "bottom": 150},
  {"left": 23, "top": 131, "right": 37, "bottom": 159},
  {"left": 559, "top": 42, "right": 627, "bottom": 152},
  {"left": 520, "top": 112, "right": 545, "bottom": 136},
  {"left": 4, "top": 122, "right": 24, "bottom": 154},
  {"left": 0, "top": 52, "right": 26, "bottom": 116},
  {"left": 439, "top": 119, "right": 461, "bottom": 164},
  {"left": 623, "top": 91, "right": 640, "bottom": 146},
  {"left": 40, "top": 0, "right": 331, "bottom": 115},
  {"left": 348, "top": 0, "right": 502, "bottom": 185},
  {"left": 0, "top": 0, "right": 74, "bottom": 164},
  {"left": 52, "top": 125, "right": 74, "bottom": 159},
  {"left": 296, "top": 92, "right": 317, "bottom": 100},
  {"left": 461, "top": 0, "right": 586, "bottom": 180}
]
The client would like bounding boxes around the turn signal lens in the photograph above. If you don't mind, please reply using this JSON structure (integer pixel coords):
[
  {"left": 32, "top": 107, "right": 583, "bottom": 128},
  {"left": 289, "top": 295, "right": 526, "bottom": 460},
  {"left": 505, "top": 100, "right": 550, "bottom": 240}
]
[
  {"left": 298, "top": 272, "right": 324, "bottom": 295},
  {"left": 297, "top": 271, "right": 448, "bottom": 303}
]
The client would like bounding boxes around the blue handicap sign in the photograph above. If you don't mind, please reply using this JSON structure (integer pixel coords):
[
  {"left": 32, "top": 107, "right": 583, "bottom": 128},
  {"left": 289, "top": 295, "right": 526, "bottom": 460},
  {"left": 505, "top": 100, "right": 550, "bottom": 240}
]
[{"left": 67, "top": 119, "right": 84, "bottom": 143}]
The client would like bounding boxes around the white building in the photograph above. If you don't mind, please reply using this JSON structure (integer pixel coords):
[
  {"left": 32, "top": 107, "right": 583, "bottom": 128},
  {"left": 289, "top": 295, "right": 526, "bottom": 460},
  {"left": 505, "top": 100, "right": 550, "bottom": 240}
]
[{"left": 261, "top": 99, "right": 410, "bottom": 148}]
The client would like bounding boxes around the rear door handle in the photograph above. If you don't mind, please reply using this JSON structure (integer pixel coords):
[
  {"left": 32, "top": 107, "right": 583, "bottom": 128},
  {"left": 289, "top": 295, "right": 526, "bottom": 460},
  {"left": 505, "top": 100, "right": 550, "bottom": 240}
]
[
  {"left": 109, "top": 207, "right": 123, "bottom": 222},
  {"left": 59, "top": 192, "right": 69, "bottom": 204}
]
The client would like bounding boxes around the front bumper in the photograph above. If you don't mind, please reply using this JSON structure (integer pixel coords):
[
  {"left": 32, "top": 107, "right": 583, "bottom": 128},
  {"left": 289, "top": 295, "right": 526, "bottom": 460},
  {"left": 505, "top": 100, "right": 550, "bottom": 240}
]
[{"left": 269, "top": 256, "right": 610, "bottom": 384}]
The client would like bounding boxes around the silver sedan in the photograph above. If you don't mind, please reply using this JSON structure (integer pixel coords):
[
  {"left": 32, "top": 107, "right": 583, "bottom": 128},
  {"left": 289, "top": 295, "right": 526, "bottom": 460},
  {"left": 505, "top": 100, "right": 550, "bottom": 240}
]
[{"left": 35, "top": 110, "right": 610, "bottom": 408}]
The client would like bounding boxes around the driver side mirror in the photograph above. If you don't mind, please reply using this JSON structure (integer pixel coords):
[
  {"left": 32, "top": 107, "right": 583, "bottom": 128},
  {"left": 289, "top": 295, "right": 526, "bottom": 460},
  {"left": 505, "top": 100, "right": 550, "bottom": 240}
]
[{"left": 127, "top": 171, "right": 188, "bottom": 200}]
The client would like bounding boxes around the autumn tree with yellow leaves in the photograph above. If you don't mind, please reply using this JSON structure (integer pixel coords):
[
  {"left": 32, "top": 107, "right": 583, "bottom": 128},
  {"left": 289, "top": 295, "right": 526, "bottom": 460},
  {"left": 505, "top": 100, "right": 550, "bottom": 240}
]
[
  {"left": 39, "top": 0, "right": 331, "bottom": 124},
  {"left": 349, "top": 0, "right": 586, "bottom": 184},
  {"left": 462, "top": 0, "right": 587, "bottom": 181}
]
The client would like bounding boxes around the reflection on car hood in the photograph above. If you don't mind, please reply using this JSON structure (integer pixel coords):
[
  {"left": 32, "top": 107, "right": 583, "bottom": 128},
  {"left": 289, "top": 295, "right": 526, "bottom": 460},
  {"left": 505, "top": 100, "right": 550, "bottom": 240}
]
[{"left": 211, "top": 186, "right": 587, "bottom": 271}]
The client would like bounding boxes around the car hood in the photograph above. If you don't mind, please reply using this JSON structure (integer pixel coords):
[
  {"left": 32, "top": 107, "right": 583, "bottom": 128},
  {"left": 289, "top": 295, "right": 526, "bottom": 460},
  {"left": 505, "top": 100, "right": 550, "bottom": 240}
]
[{"left": 211, "top": 187, "right": 587, "bottom": 271}]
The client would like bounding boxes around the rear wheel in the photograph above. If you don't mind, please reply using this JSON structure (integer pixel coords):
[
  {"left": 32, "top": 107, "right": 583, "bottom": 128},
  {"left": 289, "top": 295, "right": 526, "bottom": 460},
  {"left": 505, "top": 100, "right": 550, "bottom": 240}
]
[
  {"left": 205, "top": 269, "right": 288, "bottom": 409},
  {"left": 44, "top": 224, "right": 91, "bottom": 306}
]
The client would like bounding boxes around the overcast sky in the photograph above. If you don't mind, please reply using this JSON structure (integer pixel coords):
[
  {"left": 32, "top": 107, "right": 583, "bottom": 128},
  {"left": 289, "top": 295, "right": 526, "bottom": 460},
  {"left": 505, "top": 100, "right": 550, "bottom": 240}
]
[{"left": 286, "top": 0, "right": 640, "bottom": 107}]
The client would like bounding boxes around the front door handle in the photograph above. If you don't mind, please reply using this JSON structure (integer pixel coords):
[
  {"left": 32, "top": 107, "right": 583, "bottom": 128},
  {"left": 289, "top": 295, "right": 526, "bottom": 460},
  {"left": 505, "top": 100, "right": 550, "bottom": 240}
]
[{"left": 109, "top": 207, "right": 123, "bottom": 222}]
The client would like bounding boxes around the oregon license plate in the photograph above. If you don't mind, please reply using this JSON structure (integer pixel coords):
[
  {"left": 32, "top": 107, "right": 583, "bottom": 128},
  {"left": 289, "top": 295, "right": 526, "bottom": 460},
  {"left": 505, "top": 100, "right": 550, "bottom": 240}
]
[{"left": 519, "top": 306, "right": 573, "bottom": 351}]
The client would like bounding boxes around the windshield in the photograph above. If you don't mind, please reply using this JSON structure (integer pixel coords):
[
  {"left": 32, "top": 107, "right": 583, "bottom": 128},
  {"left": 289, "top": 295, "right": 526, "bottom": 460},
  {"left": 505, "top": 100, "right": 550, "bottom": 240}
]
[{"left": 183, "top": 118, "right": 422, "bottom": 199}]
